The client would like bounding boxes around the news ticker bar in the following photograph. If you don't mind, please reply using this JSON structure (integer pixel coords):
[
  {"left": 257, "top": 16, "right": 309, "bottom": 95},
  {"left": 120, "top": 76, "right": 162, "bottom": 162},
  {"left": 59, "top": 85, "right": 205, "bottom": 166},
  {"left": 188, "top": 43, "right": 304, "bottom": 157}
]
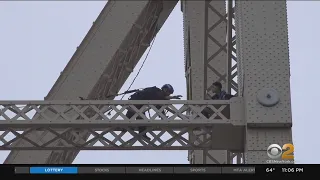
[
  {"left": 16, "top": 166, "right": 254, "bottom": 174},
  {"left": 5, "top": 165, "right": 314, "bottom": 175}
]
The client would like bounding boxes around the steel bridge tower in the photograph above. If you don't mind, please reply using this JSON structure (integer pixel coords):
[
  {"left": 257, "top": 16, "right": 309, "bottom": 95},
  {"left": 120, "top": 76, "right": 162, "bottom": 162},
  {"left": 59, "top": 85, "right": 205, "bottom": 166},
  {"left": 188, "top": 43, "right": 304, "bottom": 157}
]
[{"left": 0, "top": 0, "right": 293, "bottom": 164}]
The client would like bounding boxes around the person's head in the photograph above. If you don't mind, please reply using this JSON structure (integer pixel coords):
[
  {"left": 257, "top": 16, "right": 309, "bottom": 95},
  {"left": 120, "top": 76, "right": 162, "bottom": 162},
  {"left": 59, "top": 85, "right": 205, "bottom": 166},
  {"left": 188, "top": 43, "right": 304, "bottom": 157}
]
[
  {"left": 161, "top": 84, "right": 174, "bottom": 96},
  {"left": 212, "top": 81, "right": 222, "bottom": 94}
]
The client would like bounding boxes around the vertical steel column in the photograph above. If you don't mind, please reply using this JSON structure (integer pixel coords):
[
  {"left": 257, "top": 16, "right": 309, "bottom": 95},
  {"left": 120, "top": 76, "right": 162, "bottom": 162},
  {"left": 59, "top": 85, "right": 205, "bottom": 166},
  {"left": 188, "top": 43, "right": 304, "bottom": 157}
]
[
  {"left": 226, "top": 0, "right": 233, "bottom": 95},
  {"left": 234, "top": 0, "right": 293, "bottom": 164},
  {"left": 226, "top": 0, "right": 243, "bottom": 164},
  {"left": 183, "top": 0, "right": 231, "bottom": 164}
]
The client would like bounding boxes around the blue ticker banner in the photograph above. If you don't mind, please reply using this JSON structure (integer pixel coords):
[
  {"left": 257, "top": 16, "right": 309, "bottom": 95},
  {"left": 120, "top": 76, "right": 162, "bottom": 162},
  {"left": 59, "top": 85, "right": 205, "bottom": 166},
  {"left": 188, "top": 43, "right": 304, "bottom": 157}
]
[{"left": 29, "top": 167, "right": 78, "bottom": 174}]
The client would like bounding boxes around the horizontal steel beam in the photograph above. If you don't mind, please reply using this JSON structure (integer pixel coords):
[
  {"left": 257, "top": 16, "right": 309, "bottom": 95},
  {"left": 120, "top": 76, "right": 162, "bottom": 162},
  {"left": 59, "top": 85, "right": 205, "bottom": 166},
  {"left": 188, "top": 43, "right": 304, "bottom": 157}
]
[
  {"left": 0, "top": 120, "right": 236, "bottom": 129},
  {"left": 0, "top": 99, "right": 244, "bottom": 125},
  {"left": 0, "top": 99, "right": 245, "bottom": 151},
  {"left": 0, "top": 126, "right": 244, "bottom": 151},
  {"left": 0, "top": 100, "right": 234, "bottom": 105}
]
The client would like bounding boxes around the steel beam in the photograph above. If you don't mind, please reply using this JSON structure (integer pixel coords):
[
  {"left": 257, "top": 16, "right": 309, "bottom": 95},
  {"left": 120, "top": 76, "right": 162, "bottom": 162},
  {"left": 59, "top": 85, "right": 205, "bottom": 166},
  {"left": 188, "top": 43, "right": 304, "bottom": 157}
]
[
  {"left": 183, "top": 0, "right": 239, "bottom": 164},
  {"left": 234, "top": 1, "right": 293, "bottom": 164},
  {"left": 226, "top": 0, "right": 242, "bottom": 164},
  {"left": 4, "top": 0, "right": 178, "bottom": 164},
  {"left": 0, "top": 100, "right": 244, "bottom": 151},
  {"left": 2, "top": 0, "right": 294, "bottom": 165}
]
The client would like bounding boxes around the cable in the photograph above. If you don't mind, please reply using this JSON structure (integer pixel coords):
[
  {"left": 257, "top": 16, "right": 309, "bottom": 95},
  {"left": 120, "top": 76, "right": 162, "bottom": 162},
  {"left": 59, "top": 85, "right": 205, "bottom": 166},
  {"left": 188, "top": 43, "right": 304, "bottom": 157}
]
[
  {"left": 106, "top": 27, "right": 158, "bottom": 115},
  {"left": 120, "top": 34, "right": 157, "bottom": 100},
  {"left": 105, "top": 3, "right": 160, "bottom": 116},
  {"left": 90, "top": 2, "right": 154, "bottom": 100}
]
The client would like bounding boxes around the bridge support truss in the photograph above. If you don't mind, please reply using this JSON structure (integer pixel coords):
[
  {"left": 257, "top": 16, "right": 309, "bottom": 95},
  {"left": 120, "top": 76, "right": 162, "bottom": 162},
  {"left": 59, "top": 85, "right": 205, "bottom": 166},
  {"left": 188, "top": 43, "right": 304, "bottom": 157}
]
[
  {"left": 0, "top": 100, "right": 243, "bottom": 152},
  {"left": 182, "top": 0, "right": 293, "bottom": 164},
  {"left": 1, "top": 0, "right": 293, "bottom": 164},
  {"left": 182, "top": 0, "right": 240, "bottom": 164},
  {"left": 235, "top": 0, "right": 293, "bottom": 164}
]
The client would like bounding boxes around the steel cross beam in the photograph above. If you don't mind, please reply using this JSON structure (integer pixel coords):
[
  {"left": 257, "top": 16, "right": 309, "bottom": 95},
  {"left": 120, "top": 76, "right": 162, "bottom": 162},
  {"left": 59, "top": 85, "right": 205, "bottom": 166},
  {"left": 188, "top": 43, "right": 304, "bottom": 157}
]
[
  {"left": 0, "top": 100, "right": 244, "bottom": 152},
  {"left": 4, "top": 0, "right": 179, "bottom": 164},
  {"left": 2, "top": 0, "right": 294, "bottom": 165}
]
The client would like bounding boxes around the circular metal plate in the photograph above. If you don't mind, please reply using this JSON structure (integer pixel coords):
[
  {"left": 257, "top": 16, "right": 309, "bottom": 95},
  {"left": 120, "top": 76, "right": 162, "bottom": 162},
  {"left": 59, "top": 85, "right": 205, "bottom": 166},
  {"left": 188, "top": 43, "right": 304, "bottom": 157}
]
[{"left": 257, "top": 88, "right": 280, "bottom": 107}]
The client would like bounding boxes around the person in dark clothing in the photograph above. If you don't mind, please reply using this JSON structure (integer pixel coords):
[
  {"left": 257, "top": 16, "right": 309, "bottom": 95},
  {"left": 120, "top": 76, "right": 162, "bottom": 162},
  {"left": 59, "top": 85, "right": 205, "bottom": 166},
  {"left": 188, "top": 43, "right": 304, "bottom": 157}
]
[
  {"left": 210, "top": 81, "right": 234, "bottom": 100},
  {"left": 125, "top": 84, "right": 182, "bottom": 140},
  {"left": 202, "top": 81, "right": 234, "bottom": 118}
]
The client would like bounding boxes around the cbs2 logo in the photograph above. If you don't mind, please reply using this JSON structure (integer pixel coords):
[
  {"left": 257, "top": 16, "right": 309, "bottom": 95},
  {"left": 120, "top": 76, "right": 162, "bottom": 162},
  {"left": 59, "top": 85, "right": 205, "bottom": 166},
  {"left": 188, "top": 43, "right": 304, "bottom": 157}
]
[{"left": 267, "top": 144, "right": 294, "bottom": 160}]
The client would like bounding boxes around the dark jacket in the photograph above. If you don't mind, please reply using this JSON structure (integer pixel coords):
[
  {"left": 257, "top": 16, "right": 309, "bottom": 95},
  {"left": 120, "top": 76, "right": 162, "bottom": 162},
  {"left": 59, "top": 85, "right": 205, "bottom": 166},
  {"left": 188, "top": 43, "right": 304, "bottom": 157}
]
[
  {"left": 127, "top": 86, "right": 166, "bottom": 118},
  {"left": 129, "top": 86, "right": 167, "bottom": 100},
  {"left": 211, "top": 90, "right": 233, "bottom": 100},
  {"left": 202, "top": 91, "right": 233, "bottom": 119}
]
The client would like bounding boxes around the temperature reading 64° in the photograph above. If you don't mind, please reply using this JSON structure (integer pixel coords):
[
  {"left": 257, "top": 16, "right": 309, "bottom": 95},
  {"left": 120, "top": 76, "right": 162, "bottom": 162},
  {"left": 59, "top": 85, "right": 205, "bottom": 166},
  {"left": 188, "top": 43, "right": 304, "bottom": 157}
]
[{"left": 266, "top": 168, "right": 275, "bottom": 173}]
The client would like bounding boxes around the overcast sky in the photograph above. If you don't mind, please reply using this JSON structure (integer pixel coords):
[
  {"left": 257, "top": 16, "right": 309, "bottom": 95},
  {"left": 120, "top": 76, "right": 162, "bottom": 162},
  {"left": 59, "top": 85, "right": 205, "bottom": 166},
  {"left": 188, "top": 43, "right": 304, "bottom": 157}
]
[{"left": 0, "top": 1, "right": 319, "bottom": 164}]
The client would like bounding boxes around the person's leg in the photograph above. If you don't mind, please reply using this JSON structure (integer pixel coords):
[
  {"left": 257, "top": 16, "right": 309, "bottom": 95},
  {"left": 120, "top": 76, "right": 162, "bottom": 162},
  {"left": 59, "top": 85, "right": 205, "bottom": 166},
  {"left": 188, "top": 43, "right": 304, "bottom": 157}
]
[
  {"left": 124, "top": 107, "right": 136, "bottom": 133},
  {"left": 125, "top": 109, "right": 134, "bottom": 119},
  {"left": 136, "top": 107, "right": 150, "bottom": 141},
  {"left": 137, "top": 115, "right": 151, "bottom": 141},
  {"left": 126, "top": 105, "right": 150, "bottom": 141}
]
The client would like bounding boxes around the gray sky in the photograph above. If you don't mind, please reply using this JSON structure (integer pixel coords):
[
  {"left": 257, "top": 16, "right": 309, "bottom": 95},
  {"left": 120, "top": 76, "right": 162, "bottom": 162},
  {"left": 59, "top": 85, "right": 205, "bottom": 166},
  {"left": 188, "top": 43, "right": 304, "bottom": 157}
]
[{"left": 0, "top": 1, "right": 319, "bottom": 164}]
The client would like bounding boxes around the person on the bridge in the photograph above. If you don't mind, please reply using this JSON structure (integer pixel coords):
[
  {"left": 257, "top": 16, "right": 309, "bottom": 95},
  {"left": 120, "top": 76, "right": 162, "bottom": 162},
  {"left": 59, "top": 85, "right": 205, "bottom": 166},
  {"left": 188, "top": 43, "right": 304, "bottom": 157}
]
[
  {"left": 125, "top": 84, "right": 182, "bottom": 140},
  {"left": 202, "top": 81, "right": 234, "bottom": 118},
  {"left": 210, "top": 81, "right": 234, "bottom": 100}
]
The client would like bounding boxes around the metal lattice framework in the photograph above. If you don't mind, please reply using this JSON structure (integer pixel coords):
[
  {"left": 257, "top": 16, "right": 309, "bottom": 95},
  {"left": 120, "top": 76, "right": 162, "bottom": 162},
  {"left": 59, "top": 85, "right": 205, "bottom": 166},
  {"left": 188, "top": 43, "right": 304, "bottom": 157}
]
[
  {"left": 205, "top": 1, "right": 238, "bottom": 95},
  {"left": 2, "top": 0, "right": 293, "bottom": 164},
  {"left": 182, "top": 0, "right": 242, "bottom": 164},
  {"left": 0, "top": 100, "right": 244, "bottom": 151}
]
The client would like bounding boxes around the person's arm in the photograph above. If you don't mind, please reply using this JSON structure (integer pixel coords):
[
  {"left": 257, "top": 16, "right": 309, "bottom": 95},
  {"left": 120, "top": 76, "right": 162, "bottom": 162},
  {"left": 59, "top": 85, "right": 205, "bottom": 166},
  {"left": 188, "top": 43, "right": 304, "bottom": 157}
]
[
  {"left": 165, "top": 95, "right": 182, "bottom": 100},
  {"left": 157, "top": 95, "right": 182, "bottom": 119}
]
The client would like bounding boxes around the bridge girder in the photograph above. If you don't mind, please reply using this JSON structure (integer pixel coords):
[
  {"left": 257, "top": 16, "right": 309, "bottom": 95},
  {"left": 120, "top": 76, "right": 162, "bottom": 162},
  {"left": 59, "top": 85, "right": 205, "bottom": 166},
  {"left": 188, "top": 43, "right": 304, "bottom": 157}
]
[
  {"left": 3, "top": 0, "right": 179, "bottom": 164},
  {"left": 2, "top": 0, "right": 293, "bottom": 164},
  {"left": 0, "top": 100, "right": 246, "bottom": 152}
]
